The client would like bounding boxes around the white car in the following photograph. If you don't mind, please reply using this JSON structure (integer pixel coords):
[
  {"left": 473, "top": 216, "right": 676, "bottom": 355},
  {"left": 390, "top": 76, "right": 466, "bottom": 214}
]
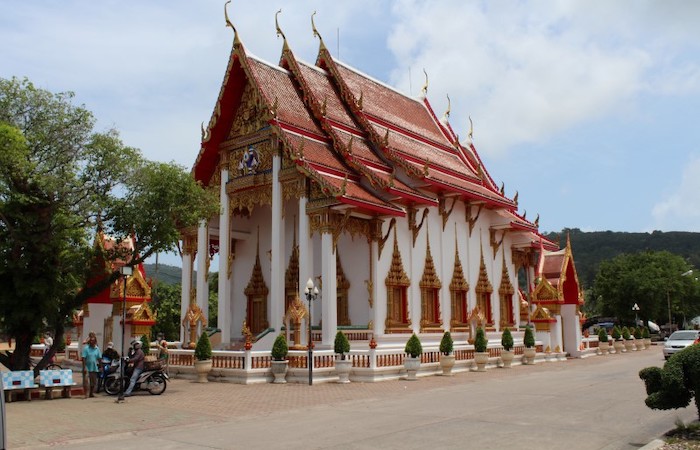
[{"left": 662, "top": 330, "right": 700, "bottom": 360}]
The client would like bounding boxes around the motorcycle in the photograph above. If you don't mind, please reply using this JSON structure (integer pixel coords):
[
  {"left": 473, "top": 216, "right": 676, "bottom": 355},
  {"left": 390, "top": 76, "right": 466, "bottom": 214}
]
[
  {"left": 104, "top": 357, "right": 168, "bottom": 396},
  {"left": 96, "top": 357, "right": 119, "bottom": 393}
]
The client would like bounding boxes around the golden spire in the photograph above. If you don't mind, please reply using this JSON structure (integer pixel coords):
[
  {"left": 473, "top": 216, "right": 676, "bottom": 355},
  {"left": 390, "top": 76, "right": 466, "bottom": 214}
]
[
  {"left": 224, "top": 0, "right": 239, "bottom": 42},
  {"left": 275, "top": 9, "right": 287, "bottom": 42},
  {"left": 444, "top": 94, "right": 451, "bottom": 120},
  {"left": 421, "top": 69, "right": 429, "bottom": 97},
  {"left": 468, "top": 115, "right": 474, "bottom": 140},
  {"left": 311, "top": 11, "right": 327, "bottom": 51}
]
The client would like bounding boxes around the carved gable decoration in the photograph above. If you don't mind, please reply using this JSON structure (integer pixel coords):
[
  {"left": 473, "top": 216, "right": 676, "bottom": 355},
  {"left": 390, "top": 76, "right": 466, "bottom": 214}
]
[
  {"left": 284, "top": 244, "right": 300, "bottom": 290},
  {"left": 336, "top": 252, "right": 350, "bottom": 290},
  {"left": 533, "top": 277, "right": 559, "bottom": 303},
  {"left": 229, "top": 83, "right": 268, "bottom": 139},
  {"left": 245, "top": 248, "right": 269, "bottom": 298},
  {"left": 498, "top": 259, "right": 515, "bottom": 296},
  {"left": 283, "top": 291, "right": 308, "bottom": 324}
]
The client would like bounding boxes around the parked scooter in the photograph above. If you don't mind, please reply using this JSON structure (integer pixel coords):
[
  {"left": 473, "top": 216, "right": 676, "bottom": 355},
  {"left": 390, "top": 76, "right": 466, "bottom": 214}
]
[
  {"left": 96, "top": 357, "right": 119, "bottom": 393},
  {"left": 104, "top": 357, "right": 168, "bottom": 396}
]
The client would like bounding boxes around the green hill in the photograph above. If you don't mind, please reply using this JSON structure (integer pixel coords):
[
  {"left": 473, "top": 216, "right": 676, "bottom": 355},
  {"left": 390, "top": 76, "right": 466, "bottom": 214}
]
[
  {"left": 546, "top": 228, "right": 700, "bottom": 289},
  {"left": 143, "top": 263, "right": 182, "bottom": 286}
]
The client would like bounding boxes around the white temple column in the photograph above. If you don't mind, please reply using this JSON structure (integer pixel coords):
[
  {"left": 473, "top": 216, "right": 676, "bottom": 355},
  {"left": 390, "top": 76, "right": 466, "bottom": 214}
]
[
  {"left": 321, "top": 231, "right": 337, "bottom": 346},
  {"left": 298, "top": 197, "right": 312, "bottom": 302},
  {"left": 196, "top": 220, "right": 208, "bottom": 328},
  {"left": 270, "top": 154, "right": 284, "bottom": 331},
  {"left": 370, "top": 239, "right": 382, "bottom": 338},
  {"left": 217, "top": 163, "right": 231, "bottom": 347},
  {"left": 180, "top": 237, "right": 194, "bottom": 343}
]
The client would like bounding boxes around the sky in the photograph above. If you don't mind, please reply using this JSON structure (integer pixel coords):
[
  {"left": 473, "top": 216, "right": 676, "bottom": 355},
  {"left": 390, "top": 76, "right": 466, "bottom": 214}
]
[{"left": 3, "top": 0, "right": 700, "bottom": 263}]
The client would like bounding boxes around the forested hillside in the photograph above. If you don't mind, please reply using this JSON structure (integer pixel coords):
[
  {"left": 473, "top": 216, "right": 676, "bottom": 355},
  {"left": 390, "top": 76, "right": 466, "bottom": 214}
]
[
  {"left": 545, "top": 229, "right": 700, "bottom": 289},
  {"left": 144, "top": 229, "right": 700, "bottom": 291}
]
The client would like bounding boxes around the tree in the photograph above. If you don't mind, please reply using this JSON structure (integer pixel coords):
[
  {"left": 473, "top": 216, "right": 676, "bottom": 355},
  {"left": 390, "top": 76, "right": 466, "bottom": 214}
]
[
  {"left": 0, "top": 77, "right": 217, "bottom": 372},
  {"left": 151, "top": 283, "right": 182, "bottom": 341},
  {"left": 592, "top": 251, "right": 699, "bottom": 328}
]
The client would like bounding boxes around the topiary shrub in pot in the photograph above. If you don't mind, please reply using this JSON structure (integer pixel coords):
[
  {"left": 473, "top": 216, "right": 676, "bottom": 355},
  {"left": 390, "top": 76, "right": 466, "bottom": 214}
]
[
  {"left": 271, "top": 334, "right": 289, "bottom": 384},
  {"left": 334, "top": 331, "right": 352, "bottom": 383},
  {"left": 404, "top": 333, "right": 422, "bottom": 381},
  {"left": 642, "top": 326, "right": 652, "bottom": 349},
  {"left": 612, "top": 326, "right": 625, "bottom": 354},
  {"left": 633, "top": 326, "right": 644, "bottom": 351},
  {"left": 500, "top": 327, "right": 515, "bottom": 368},
  {"left": 523, "top": 325, "right": 536, "bottom": 364},
  {"left": 194, "top": 332, "right": 213, "bottom": 383},
  {"left": 439, "top": 331, "right": 455, "bottom": 376},
  {"left": 473, "top": 327, "right": 489, "bottom": 372},
  {"left": 622, "top": 326, "right": 635, "bottom": 352},
  {"left": 141, "top": 334, "right": 152, "bottom": 356},
  {"left": 597, "top": 328, "right": 610, "bottom": 355}
]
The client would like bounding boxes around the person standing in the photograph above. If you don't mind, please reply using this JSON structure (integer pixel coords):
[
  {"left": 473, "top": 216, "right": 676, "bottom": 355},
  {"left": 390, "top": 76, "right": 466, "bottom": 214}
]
[
  {"left": 124, "top": 340, "right": 144, "bottom": 397},
  {"left": 81, "top": 334, "right": 101, "bottom": 398}
]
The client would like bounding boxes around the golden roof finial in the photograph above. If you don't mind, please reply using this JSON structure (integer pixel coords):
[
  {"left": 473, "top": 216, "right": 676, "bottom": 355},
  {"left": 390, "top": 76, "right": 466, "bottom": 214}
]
[
  {"left": 444, "top": 94, "right": 451, "bottom": 119},
  {"left": 421, "top": 69, "right": 429, "bottom": 97},
  {"left": 275, "top": 9, "right": 286, "bottom": 41},
  {"left": 224, "top": 1, "right": 238, "bottom": 36},
  {"left": 311, "top": 11, "right": 327, "bottom": 51},
  {"left": 534, "top": 213, "right": 540, "bottom": 228},
  {"left": 513, "top": 190, "right": 519, "bottom": 206},
  {"left": 468, "top": 115, "right": 474, "bottom": 140}
]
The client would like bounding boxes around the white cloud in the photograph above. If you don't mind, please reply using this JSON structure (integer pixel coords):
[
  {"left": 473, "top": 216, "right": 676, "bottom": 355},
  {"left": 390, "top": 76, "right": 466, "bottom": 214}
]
[{"left": 652, "top": 155, "right": 700, "bottom": 231}]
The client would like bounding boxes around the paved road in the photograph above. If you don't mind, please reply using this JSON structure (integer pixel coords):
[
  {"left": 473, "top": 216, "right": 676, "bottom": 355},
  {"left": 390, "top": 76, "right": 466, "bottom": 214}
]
[{"left": 6, "top": 348, "right": 696, "bottom": 449}]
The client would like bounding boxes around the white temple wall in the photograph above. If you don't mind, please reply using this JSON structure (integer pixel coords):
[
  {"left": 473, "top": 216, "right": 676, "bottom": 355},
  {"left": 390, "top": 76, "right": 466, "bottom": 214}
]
[
  {"left": 374, "top": 219, "right": 392, "bottom": 337},
  {"left": 440, "top": 202, "right": 461, "bottom": 331},
  {"left": 310, "top": 230, "right": 322, "bottom": 327},
  {"left": 82, "top": 303, "right": 113, "bottom": 350},
  {"left": 337, "top": 233, "right": 371, "bottom": 327},
  {"left": 561, "top": 304, "right": 581, "bottom": 356}
]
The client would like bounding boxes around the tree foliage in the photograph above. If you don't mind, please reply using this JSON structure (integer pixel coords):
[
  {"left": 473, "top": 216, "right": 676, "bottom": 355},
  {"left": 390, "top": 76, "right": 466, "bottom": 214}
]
[
  {"left": 592, "top": 251, "right": 699, "bottom": 327},
  {"left": 150, "top": 283, "right": 182, "bottom": 341},
  {"left": 640, "top": 344, "right": 700, "bottom": 419},
  {"left": 0, "top": 77, "right": 217, "bottom": 372}
]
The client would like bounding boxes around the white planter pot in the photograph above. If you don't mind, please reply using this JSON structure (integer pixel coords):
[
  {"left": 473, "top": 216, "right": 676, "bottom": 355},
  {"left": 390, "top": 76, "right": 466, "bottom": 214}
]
[
  {"left": 404, "top": 356, "right": 421, "bottom": 381},
  {"left": 624, "top": 339, "right": 635, "bottom": 352},
  {"left": 440, "top": 354, "right": 455, "bottom": 376},
  {"left": 474, "top": 352, "right": 489, "bottom": 372},
  {"left": 613, "top": 340, "right": 625, "bottom": 354},
  {"left": 598, "top": 341, "right": 609, "bottom": 355},
  {"left": 335, "top": 358, "right": 352, "bottom": 384},
  {"left": 644, "top": 338, "right": 652, "bottom": 349},
  {"left": 194, "top": 359, "right": 212, "bottom": 383},
  {"left": 635, "top": 340, "right": 644, "bottom": 351},
  {"left": 501, "top": 350, "right": 514, "bottom": 368},
  {"left": 523, "top": 347, "right": 536, "bottom": 365},
  {"left": 271, "top": 360, "right": 288, "bottom": 384}
]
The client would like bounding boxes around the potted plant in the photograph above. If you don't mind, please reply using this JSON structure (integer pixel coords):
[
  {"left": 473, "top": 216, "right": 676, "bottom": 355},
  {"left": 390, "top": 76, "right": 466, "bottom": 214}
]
[
  {"left": 612, "top": 326, "right": 624, "bottom": 354},
  {"left": 523, "top": 325, "right": 536, "bottom": 365},
  {"left": 439, "top": 331, "right": 455, "bottom": 376},
  {"left": 334, "top": 331, "right": 352, "bottom": 383},
  {"left": 404, "top": 333, "right": 422, "bottom": 381},
  {"left": 194, "top": 332, "right": 213, "bottom": 383},
  {"left": 597, "top": 328, "right": 609, "bottom": 355},
  {"left": 622, "top": 326, "right": 634, "bottom": 352},
  {"left": 271, "top": 334, "right": 289, "bottom": 384},
  {"left": 633, "top": 326, "right": 644, "bottom": 351},
  {"left": 473, "top": 327, "right": 489, "bottom": 372},
  {"left": 642, "top": 326, "right": 652, "bottom": 349},
  {"left": 500, "top": 327, "right": 515, "bottom": 368}
]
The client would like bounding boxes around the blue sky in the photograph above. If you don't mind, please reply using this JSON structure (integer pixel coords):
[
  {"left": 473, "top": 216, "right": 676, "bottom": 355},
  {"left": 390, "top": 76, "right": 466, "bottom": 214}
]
[{"left": 3, "top": 1, "right": 700, "bottom": 246}]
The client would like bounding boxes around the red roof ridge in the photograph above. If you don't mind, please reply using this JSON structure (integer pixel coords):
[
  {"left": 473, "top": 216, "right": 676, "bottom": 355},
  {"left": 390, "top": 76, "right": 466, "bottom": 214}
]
[{"left": 334, "top": 59, "right": 423, "bottom": 105}]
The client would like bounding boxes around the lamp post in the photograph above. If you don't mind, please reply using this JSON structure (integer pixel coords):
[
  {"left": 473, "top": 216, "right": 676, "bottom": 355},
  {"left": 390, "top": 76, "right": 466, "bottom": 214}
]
[
  {"left": 117, "top": 265, "right": 132, "bottom": 402},
  {"left": 632, "top": 303, "right": 640, "bottom": 327},
  {"left": 305, "top": 278, "right": 319, "bottom": 386}
]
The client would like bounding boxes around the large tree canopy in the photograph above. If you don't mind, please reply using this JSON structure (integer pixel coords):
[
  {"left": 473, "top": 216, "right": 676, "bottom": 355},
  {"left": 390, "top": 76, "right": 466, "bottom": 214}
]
[
  {"left": 592, "top": 251, "right": 700, "bottom": 328},
  {"left": 0, "top": 77, "right": 217, "bottom": 371}
]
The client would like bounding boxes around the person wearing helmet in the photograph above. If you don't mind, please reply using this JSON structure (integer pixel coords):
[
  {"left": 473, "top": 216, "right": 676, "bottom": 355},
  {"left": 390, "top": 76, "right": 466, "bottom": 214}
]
[{"left": 124, "top": 339, "right": 145, "bottom": 397}]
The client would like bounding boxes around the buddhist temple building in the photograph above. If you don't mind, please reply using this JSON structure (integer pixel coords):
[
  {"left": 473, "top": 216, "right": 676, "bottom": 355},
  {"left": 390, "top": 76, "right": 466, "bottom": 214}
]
[{"left": 179, "top": 10, "right": 584, "bottom": 364}]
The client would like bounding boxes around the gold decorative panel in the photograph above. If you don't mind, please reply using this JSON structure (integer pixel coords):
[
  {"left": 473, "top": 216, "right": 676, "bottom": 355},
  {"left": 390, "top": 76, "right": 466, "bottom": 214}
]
[
  {"left": 419, "top": 235, "right": 442, "bottom": 332},
  {"left": 475, "top": 249, "right": 493, "bottom": 326},
  {"left": 244, "top": 234, "right": 269, "bottom": 334},
  {"left": 450, "top": 239, "right": 469, "bottom": 330},
  {"left": 336, "top": 252, "right": 351, "bottom": 326},
  {"left": 498, "top": 254, "right": 515, "bottom": 328},
  {"left": 385, "top": 232, "right": 411, "bottom": 333}
]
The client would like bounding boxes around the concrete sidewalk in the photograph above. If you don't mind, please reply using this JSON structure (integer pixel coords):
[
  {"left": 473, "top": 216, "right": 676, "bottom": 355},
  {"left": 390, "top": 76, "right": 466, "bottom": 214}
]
[{"left": 5, "top": 349, "right": 694, "bottom": 449}]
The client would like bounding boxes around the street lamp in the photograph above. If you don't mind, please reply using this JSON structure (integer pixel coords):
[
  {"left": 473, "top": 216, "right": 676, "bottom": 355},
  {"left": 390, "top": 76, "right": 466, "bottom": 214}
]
[
  {"left": 117, "top": 265, "right": 132, "bottom": 402},
  {"left": 305, "top": 278, "right": 319, "bottom": 386},
  {"left": 632, "top": 303, "right": 640, "bottom": 327}
]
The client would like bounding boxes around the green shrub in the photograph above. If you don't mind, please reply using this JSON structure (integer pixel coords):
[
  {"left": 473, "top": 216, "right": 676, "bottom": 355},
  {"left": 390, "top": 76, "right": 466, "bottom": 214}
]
[
  {"left": 642, "top": 327, "right": 650, "bottom": 339},
  {"left": 439, "top": 331, "right": 454, "bottom": 355},
  {"left": 404, "top": 333, "right": 423, "bottom": 358},
  {"left": 194, "top": 332, "right": 212, "bottom": 361},
  {"left": 524, "top": 325, "right": 535, "bottom": 348},
  {"left": 474, "top": 327, "right": 488, "bottom": 353},
  {"left": 271, "top": 334, "right": 288, "bottom": 361},
  {"left": 640, "top": 344, "right": 700, "bottom": 419},
  {"left": 334, "top": 331, "right": 350, "bottom": 359},
  {"left": 598, "top": 328, "right": 608, "bottom": 343},
  {"left": 501, "top": 327, "right": 514, "bottom": 351},
  {"left": 612, "top": 326, "right": 622, "bottom": 340},
  {"left": 141, "top": 334, "right": 151, "bottom": 356},
  {"left": 633, "top": 327, "right": 642, "bottom": 339},
  {"left": 622, "top": 326, "right": 631, "bottom": 340}
]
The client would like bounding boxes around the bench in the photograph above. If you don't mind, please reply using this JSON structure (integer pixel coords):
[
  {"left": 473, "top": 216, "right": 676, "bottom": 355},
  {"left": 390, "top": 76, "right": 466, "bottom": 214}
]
[
  {"left": 2, "top": 370, "right": 39, "bottom": 402},
  {"left": 39, "top": 369, "right": 76, "bottom": 399}
]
